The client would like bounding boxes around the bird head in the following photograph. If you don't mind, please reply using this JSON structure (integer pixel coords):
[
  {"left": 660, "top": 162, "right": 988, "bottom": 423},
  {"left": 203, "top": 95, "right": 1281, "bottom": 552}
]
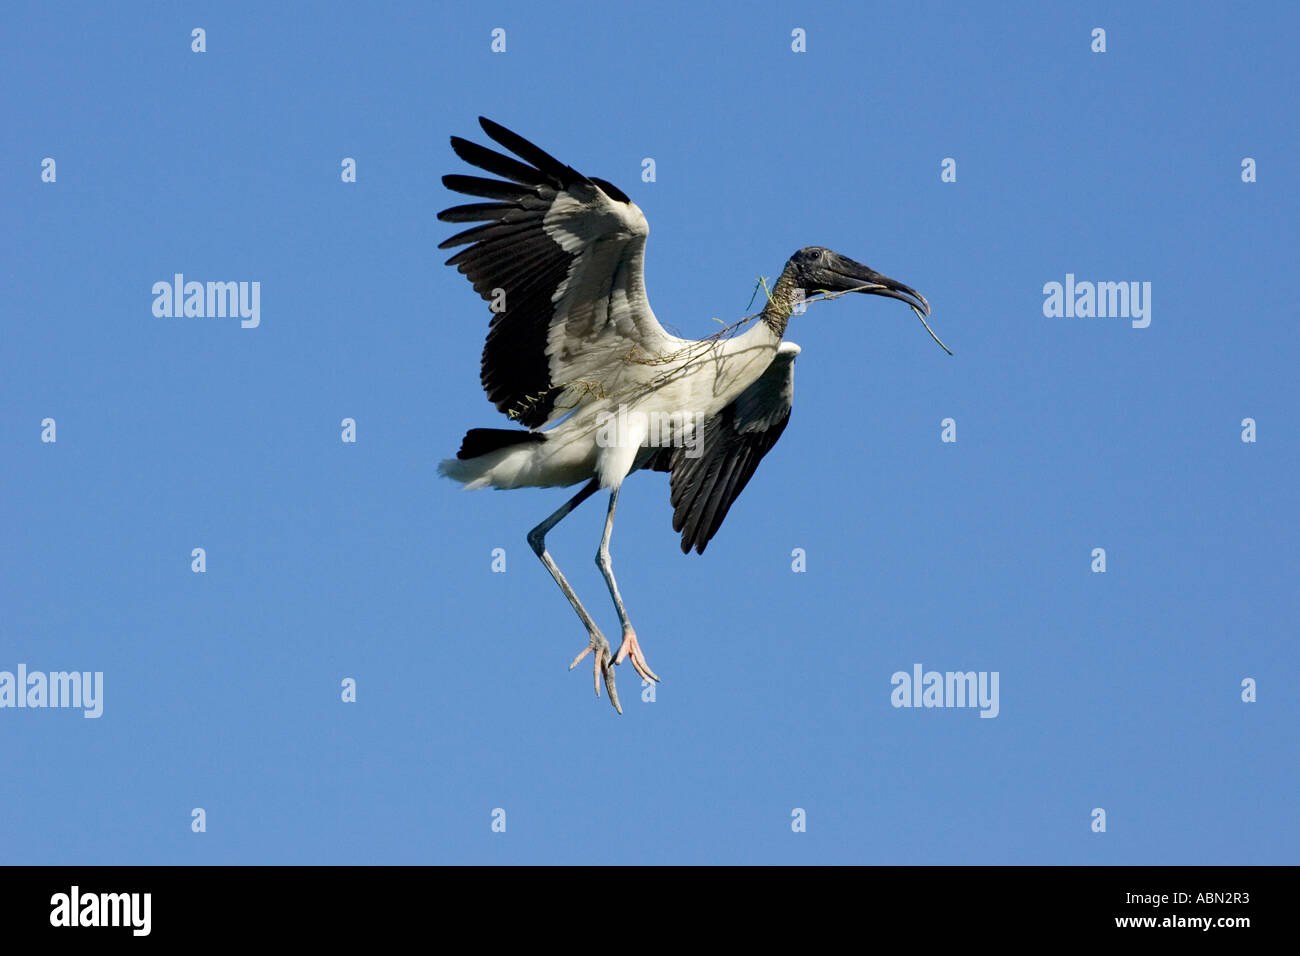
[{"left": 787, "top": 246, "right": 930, "bottom": 316}]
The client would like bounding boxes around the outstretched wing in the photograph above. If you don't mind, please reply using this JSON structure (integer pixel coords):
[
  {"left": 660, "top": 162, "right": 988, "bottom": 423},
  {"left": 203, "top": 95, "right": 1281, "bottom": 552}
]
[
  {"left": 438, "top": 117, "right": 679, "bottom": 428},
  {"left": 651, "top": 342, "right": 800, "bottom": 555}
]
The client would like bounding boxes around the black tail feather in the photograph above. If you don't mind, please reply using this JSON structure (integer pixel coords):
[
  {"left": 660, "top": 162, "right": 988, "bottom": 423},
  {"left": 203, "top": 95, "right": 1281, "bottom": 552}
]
[{"left": 456, "top": 428, "right": 545, "bottom": 460}]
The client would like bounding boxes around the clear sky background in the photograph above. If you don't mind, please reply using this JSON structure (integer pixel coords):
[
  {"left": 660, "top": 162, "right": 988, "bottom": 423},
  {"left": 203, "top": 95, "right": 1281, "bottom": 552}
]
[{"left": 2, "top": 1, "right": 1296, "bottom": 865}]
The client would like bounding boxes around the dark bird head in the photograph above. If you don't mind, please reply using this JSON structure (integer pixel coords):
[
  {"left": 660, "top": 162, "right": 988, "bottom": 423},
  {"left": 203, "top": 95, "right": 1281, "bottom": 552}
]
[{"left": 787, "top": 246, "right": 930, "bottom": 316}]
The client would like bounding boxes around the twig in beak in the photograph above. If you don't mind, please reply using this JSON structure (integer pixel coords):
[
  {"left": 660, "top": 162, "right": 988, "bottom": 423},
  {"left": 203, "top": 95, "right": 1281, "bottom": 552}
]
[
  {"left": 910, "top": 303, "right": 952, "bottom": 355},
  {"left": 809, "top": 284, "right": 953, "bottom": 355}
]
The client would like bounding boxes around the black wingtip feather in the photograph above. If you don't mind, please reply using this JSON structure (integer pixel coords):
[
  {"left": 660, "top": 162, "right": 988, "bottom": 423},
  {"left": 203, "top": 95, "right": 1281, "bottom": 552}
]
[
  {"left": 478, "top": 117, "right": 586, "bottom": 187},
  {"left": 451, "top": 136, "right": 550, "bottom": 186},
  {"left": 590, "top": 177, "right": 631, "bottom": 204},
  {"left": 442, "top": 174, "right": 535, "bottom": 201},
  {"left": 437, "top": 202, "right": 515, "bottom": 223}
]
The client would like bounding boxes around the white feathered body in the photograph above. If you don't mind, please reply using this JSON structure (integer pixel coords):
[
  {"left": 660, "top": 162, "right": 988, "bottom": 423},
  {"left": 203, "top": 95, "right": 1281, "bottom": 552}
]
[{"left": 437, "top": 186, "right": 797, "bottom": 491}]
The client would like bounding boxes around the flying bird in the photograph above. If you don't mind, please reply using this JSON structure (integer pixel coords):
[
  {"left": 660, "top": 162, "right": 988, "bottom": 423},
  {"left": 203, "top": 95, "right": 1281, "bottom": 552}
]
[{"left": 437, "top": 118, "right": 939, "bottom": 713}]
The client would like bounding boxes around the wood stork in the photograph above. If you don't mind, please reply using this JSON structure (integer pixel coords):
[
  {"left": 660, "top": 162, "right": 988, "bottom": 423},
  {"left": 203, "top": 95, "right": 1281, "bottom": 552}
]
[{"left": 437, "top": 118, "right": 935, "bottom": 713}]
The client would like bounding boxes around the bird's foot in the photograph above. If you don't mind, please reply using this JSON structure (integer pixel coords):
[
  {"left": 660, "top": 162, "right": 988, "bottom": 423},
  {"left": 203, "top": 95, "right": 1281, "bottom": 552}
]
[
  {"left": 569, "top": 631, "right": 621, "bottom": 714},
  {"left": 614, "top": 628, "right": 660, "bottom": 684}
]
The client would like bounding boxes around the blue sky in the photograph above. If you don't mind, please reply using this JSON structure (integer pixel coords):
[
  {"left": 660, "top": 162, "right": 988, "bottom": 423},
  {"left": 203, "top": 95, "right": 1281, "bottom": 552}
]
[{"left": 2, "top": 1, "right": 1296, "bottom": 864}]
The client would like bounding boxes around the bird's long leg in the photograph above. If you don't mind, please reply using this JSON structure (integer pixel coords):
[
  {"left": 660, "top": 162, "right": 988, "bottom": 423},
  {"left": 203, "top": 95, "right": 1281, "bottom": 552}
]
[
  {"left": 526, "top": 479, "right": 621, "bottom": 713},
  {"left": 595, "top": 485, "right": 660, "bottom": 684}
]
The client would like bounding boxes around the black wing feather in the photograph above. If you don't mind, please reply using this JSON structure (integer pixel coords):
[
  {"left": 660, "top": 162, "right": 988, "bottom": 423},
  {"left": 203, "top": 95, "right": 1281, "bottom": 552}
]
[
  {"left": 478, "top": 117, "right": 584, "bottom": 185},
  {"left": 441, "top": 174, "right": 536, "bottom": 202},
  {"left": 653, "top": 347, "right": 798, "bottom": 554},
  {"left": 450, "top": 136, "right": 552, "bottom": 185},
  {"left": 437, "top": 202, "right": 519, "bottom": 223}
]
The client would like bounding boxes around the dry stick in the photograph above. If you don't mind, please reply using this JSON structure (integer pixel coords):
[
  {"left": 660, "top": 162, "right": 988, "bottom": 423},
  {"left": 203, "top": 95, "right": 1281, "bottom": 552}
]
[
  {"left": 915, "top": 304, "right": 954, "bottom": 356},
  {"left": 810, "top": 283, "right": 954, "bottom": 356}
]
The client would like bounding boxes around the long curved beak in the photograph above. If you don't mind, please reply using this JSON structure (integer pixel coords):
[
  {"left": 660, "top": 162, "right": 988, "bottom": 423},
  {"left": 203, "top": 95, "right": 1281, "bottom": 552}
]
[{"left": 831, "top": 256, "right": 930, "bottom": 316}]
